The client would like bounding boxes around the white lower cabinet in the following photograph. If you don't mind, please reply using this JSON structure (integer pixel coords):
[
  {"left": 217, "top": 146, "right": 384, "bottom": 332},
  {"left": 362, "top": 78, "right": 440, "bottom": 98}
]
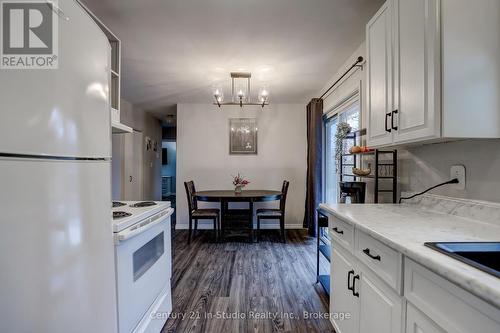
[
  {"left": 404, "top": 259, "right": 500, "bottom": 333},
  {"left": 331, "top": 247, "right": 359, "bottom": 333},
  {"left": 359, "top": 272, "right": 402, "bottom": 333},
  {"left": 330, "top": 243, "right": 403, "bottom": 333},
  {"left": 406, "top": 303, "right": 446, "bottom": 333}
]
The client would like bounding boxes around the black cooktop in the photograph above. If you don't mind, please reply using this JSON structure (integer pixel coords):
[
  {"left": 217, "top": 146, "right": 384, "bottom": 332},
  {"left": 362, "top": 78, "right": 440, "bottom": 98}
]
[
  {"left": 425, "top": 242, "right": 500, "bottom": 278},
  {"left": 113, "top": 211, "right": 132, "bottom": 220},
  {"left": 112, "top": 201, "right": 126, "bottom": 208},
  {"left": 129, "top": 201, "right": 157, "bottom": 208}
]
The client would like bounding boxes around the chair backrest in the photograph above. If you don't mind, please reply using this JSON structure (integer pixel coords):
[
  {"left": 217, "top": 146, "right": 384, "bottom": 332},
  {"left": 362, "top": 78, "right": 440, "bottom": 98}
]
[
  {"left": 184, "top": 180, "right": 197, "bottom": 213},
  {"left": 280, "top": 180, "right": 290, "bottom": 212}
]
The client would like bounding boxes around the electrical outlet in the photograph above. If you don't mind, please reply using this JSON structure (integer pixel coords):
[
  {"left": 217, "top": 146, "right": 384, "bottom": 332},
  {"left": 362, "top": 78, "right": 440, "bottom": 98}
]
[{"left": 450, "top": 165, "right": 466, "bottom": 190}]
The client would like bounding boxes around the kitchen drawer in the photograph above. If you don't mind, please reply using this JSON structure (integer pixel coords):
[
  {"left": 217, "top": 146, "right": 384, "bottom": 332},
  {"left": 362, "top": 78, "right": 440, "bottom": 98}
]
[
  {"left": 329, "top": 215, "right": 354, "bottom": 251},
  {"left": 404, "top": 259, "right": 500, "bottom": 333},
  {"left": 355, "top": 230, "right": 402, "bottom": 292}
]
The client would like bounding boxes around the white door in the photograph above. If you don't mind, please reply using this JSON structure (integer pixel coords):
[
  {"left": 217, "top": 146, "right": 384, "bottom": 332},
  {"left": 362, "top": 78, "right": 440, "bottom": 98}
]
[
  {"left": 123, "top": 131, "right": 144, "bottom": 200},
  {"left": 406, "top": 303, "right": 446, "bottom": 333},
  {"left": 366, "top": 1, "right": 394, "bottom": 147},
  {"left": 358, "top": 271, "right": 403, "bottom": 333},
  {"left": 330, "top": 246, "right": 360, "bottom": 333},
  {"left": 393, "top": 0, "right": 441, "bottom": 144},
  {"left": 0, "top": 0, "right": 111, "bottom": 158}
]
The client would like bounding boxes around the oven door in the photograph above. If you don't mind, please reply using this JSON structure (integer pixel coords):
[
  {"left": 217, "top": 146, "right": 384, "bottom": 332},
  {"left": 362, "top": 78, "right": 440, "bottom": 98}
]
[{"left": 115, "top": 208, "right": 173, "bottom": 333}]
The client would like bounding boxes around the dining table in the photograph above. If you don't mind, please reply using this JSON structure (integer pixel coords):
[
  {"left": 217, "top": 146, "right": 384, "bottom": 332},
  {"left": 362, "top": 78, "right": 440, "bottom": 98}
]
[{"left": 194, "top": 190, "right": 282, "bottom": 242}]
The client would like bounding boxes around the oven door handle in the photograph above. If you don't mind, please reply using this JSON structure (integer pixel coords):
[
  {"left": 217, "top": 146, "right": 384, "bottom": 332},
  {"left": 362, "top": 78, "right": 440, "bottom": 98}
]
[{"left": 116, "top": 208, "right": 174, "bottom": 243}]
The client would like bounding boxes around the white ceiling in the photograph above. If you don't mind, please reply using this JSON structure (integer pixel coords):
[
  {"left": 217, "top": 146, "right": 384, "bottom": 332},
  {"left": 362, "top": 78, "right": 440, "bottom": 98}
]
[{"left": 82, "top": 0, "right": 383, "bottom": 115}]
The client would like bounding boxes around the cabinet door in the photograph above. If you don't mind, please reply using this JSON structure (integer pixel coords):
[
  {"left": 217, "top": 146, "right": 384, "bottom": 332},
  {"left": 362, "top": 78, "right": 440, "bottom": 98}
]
[
  {"left": 406, "top": 303, "right": 446, "bottom": 333},
  {"left": 331, "top": 246, "right": 359, "bottom": 333},
  {"left": 393, "top": 0, "right": 441, "bottom": 144},
  {"left": 366, "top": 1, "right": 394, "bottom": 147},
  {"left": 358, "top": 270, "right": 402, "bottom": 333}
]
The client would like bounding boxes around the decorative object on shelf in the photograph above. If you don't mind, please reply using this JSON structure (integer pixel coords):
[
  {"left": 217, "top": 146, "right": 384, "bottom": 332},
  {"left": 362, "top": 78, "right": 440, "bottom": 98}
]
[
  {"left": 349, "top": 146, "right": 375, "bottom": 154},
  {"left": 350, "top": 145, "right": 362, "bottom": 154},
  {"left": 145, "top": 137, "right": 152, "bottom": 151},
  {"left": 213, "top": 72, "right": 269, "bottom": 108},
  {"left": 352, "top": 164, "right": 371, "bottom": 177},
  {"left": 229, "top": 118, "right": 258, "bottom": 154},
  {"left": 232, "top": 173, "right": 250, "bottom": 194},
  {"left": 335, "top": 122, "right": 352, "bottom": 171}
]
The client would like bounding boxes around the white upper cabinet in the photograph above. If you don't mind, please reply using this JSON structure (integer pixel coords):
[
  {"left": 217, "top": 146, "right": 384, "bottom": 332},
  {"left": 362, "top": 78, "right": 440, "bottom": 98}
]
[
  {"left": 366, "top": 0, "right": 500, "bottom": 147},
  {"left": 366, "top": 1, "right": 394, "bottom": 147},
  {"left": 393, "top": 0, "right": 441, "bottom": 144}
]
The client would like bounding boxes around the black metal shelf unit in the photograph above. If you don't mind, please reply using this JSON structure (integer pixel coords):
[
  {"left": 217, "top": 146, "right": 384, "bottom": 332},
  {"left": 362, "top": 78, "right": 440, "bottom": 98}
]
[
  {"left": 339, "top": 129, "right": 398, "bottom": 203},
  {"left": 316, "top": 211, "right": 330, "bottom": 296}
]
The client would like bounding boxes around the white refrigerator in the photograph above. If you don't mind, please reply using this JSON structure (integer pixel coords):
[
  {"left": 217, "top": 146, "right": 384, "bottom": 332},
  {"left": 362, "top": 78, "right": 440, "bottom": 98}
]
[{"left": 0, "top": 1, "right": 118, "bottom": 332}]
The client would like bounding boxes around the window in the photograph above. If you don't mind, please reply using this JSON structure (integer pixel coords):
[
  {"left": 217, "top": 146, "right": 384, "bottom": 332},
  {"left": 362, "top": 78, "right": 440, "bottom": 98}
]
[{"left": 323, "top": 97, "right": 361, "bottom": 205}]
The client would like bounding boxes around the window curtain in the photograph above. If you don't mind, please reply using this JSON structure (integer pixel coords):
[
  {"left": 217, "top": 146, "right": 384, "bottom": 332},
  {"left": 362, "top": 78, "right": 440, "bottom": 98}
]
[{"left": 303, "top": 98, "right": 323, "bottom": 236}]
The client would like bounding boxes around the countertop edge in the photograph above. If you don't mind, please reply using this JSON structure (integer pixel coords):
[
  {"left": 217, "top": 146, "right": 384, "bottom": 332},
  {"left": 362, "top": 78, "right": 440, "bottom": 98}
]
[{"left": 318, "top": 203, "right": 500, "bottom": 310}]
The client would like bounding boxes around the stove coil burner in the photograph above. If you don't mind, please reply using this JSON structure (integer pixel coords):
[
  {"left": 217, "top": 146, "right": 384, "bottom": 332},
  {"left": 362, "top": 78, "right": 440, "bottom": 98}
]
[
  {"left": 113, "top": 211, "right": 132, "bottom": 220},
  {"left": 112, "top": 201, "right": 126, "bottom": 208},
  {"left": 129, "top": 201, "right": 157, "bottom": 208}
]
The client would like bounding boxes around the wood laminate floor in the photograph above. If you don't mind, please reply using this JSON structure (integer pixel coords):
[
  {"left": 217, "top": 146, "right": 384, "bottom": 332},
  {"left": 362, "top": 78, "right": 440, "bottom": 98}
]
[{"left": 162, "top": 229, "right": 335, "bottom": 333}]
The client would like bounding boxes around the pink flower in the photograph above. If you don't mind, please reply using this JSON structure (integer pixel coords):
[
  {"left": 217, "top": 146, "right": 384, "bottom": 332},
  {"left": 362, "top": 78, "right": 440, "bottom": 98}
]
[{"left": 232, "top": 173, "right": 250, "bottom": 187}]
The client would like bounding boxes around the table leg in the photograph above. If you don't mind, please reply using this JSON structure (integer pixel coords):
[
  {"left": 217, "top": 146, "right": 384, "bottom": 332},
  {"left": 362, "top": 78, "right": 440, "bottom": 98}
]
[
  {"left": 249, "top": 200, "right": 255, "bottom": 243},
  {"left": 220, "top": 199, "right": 226, "bottom": 242}
]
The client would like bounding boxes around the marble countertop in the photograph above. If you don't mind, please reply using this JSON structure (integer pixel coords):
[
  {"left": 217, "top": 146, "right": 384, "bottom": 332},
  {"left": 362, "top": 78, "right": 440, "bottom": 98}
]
[{"left": 319, "top": 202, "right": 500, "bottom": 309}]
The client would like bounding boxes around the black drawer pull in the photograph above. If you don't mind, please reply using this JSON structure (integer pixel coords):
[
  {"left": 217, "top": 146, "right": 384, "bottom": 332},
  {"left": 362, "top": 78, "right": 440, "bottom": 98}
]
[
  {"left": 332, "top": 227, "right": 344, "bottom": 235},
  {"left": 385, "top": 113, "right": 392, "bottom": 133},
  {"left": 391, "top": 109, "right": 398, "bottom": 130},
  {"left": 347, "top": 270, "right": 354, "bottom": 291},
  {"left": 363, "top": 248, "right": 381, "bottom": 261},
  {"left": 352, "top": 274, "right": 360, "bottom": 297}
]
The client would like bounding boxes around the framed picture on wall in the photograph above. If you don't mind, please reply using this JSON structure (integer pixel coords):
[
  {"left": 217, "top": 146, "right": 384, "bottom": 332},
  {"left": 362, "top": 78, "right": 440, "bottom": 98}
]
[{"left": 229, "top": 118, "right": 258, "bottom": 155}]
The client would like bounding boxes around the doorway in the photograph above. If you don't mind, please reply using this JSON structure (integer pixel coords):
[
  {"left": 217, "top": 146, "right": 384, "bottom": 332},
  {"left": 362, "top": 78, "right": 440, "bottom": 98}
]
[{"left": 162, "top": 126, "right": 177, "bottom": 226}]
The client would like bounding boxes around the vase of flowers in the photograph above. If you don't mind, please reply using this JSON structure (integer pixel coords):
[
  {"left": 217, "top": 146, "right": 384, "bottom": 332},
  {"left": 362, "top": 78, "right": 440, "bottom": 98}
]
[{"left": 232, "top": 173, "right": 250, "bottom": 194}]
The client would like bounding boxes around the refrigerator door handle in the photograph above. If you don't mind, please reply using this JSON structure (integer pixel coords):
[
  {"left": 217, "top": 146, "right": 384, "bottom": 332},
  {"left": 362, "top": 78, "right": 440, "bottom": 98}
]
[
  {"left": 46, "top": 0, "right": 70, "bottom": 21},
  {"left": 116, "top": 208, "right": 174, "bottom": 243}
]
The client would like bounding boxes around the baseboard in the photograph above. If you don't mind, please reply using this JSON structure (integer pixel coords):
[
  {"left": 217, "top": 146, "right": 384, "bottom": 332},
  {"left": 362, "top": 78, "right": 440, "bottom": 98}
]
[{"left": 175, "top": 221, "right": 304, "bottom": 230}]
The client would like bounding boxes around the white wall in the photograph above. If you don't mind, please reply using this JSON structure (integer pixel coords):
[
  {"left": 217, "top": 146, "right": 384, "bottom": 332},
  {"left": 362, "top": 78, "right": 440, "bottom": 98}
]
[
  {"left": 176, "top": 103, "right": 307, "bottom": 229},
  {"left": 399, "top": 140, "right": 500, "bottom": 202},
  {"left": 111, "top": 99, "right": 163, "bottom": 201}
]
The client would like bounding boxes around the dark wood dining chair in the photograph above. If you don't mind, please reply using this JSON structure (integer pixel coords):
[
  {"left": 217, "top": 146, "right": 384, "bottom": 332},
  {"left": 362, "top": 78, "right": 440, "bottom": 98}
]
[
  {"left": 256, "top": 180, "right": 290, "bottom": 243},
  {"left": 184, "top": 181, "right": 220, "bottom": 244}
]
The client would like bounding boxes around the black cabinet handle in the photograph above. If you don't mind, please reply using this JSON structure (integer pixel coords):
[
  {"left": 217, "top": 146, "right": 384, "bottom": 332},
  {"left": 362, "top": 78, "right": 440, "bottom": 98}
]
[
  {"left": 347, "top": 270, "right": 354, "bottom": 291},
  {"left": 391, "top": 109, "right": 398, "bottom": 130},
  {"left": 352, "top": 274, "right": 360, "bottom": 297},
  {"left": 332, "top": 227, "right": 344, "bottom": 235},
  {"left": 385, "top": 113, "right": 392, "bottom": 133},
  {"left": 363, "top": 248, "right": 381, "bottom": 261}
]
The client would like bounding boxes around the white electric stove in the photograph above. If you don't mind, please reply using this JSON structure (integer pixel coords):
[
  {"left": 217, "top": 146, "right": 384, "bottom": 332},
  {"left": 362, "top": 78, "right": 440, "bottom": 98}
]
[{"left": 112, "top": 201, "right": 173, "bottom": 333}]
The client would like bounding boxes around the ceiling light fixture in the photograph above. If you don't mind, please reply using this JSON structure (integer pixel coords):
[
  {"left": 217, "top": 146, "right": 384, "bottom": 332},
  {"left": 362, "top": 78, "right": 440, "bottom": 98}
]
[{"left": 213, "top": 72, "right": 269, "bottom": 108}]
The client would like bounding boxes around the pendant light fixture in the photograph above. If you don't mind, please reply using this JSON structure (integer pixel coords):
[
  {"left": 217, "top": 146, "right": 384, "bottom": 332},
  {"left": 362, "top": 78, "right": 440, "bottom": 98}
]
[{"left": 213, "top": 72, "right": 269, "bottom": 108}]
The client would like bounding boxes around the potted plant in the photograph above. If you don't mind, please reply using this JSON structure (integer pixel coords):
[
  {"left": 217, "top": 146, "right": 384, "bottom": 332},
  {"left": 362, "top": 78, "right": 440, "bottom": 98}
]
[
  {"left": 232, "top": 173, "right": 250, "bottom": 194},
  {"left": 335, "top": 122, "right": 352, "bottom": 172}
]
